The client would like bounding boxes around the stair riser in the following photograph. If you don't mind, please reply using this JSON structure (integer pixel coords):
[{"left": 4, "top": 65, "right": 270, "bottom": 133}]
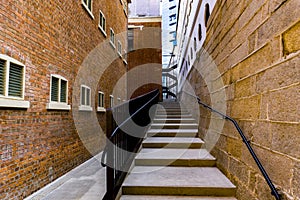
[
  {"left": 155, "top": 115, "right": 193, "bottom": 119},
  {"left": 135, "top": 159, "right": 216, "bottom": 167},
  {"left": 142, "top": 143, "right": 202, "bottom": 149},
  {"left": 150, "top": 125, "right": 198, "bottom": 129},
  {"left": 156, "top": 112, "right": 190, "bottom": 116},
  {"left": 147, "top": 132, "right": 197, "bottom": 137},
  {"left": 153, "top": 119, "right": 196, "bottom": 123},
  {"left": 123, "top": 187, "right": 236, "bottom": 197}
]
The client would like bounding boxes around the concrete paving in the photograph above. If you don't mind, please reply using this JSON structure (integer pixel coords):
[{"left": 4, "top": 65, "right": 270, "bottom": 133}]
[{"left": 24, "top": 153, "right": 106, "bottom": 200}]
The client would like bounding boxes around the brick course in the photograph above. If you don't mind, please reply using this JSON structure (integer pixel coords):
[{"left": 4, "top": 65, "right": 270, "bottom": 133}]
[{"left": 0, "top": 0, "right": 128, "bottom": 199}]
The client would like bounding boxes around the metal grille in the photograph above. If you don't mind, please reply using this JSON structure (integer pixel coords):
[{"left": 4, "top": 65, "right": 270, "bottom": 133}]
[
  {"left": 0, "top": 59, "right": 5, "bottom": 95},
  {"left": 60, "top": 80, "right": 67, "bottom": 103},
  {"left": 51, "top": 77, "right": 59, "bottom": 101},
  {"left": 8, "top": 63, "right": 23, "bottom": 97}
]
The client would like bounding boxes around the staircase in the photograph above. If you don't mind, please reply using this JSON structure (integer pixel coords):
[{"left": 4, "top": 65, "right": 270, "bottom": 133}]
[{"left": 119, "top": 102, "right": 237, "bottom": 200}]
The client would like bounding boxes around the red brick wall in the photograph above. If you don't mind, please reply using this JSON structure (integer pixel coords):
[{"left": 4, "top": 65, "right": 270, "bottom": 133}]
[
  {"left": 128, "top": 20, "right": 162, "bottom": 99},
  {"left": 0, "top": 0, "right": 127, "bottom": 199}
]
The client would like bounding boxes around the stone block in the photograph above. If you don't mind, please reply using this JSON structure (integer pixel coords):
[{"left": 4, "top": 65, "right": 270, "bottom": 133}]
[
  {"left": 256, "top": 56, "right": 300, "bottom": 93},
  {"left": 283, "top": 21, "right": 300, "bottom": 56},
  {"left": 271, "top": 122, "right": 300, "bottom": 159},
  {"left": 292, "top": 161, "right": 300, "bottom": 199},
  {"left": 245, "top": 146, "right": 294, "bottom": 187},
  {"left": 267, "top": 85, "right": 299, "bottom": 122},
  {"left": 227, "top": 137, "right": 242, "bottom": 159},
  {"left": 231, "top": 95, "right": 261, "bottom": 120},
  {"left": 228, "top": 157, "right": 249, "bottom": 184},
  {"left": 257, "top": 0, "right": 300, "bottom": 46},
  {"left": 235, "top": 76, "right": 257, "bottom": 98}
]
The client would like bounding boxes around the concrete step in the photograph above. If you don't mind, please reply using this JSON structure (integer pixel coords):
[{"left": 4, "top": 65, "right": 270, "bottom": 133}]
[
  {"left": 150, "top": 123, "right": 198, "bottom": 129},
  {"left": 155, "top": 114, "right": 193, "bottom": 119},
  {"left": 142, "top": 137, "right": 204, "bottom": 149},
  {"left": 135, "top": 149, "right": 216, "bottom": 167},
  {"left": 156, "top": 112, "right": 191, "bottom": 116},
  {"left": 122, "top": 166, "right": 236, "bottom": 196},
  {"left": 147, "top": 129, "right": 198, "bottom": 137},
  {"left": 121, "top": 196, "right": 238, "bottom": 200},
  {"left": 153, "top": 118, "right": 197, "bottom": 124}
]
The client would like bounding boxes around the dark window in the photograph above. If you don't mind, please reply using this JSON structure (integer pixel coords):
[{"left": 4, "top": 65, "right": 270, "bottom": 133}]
[
  {"left": 0, "top": 59, "right": 5, "bottom": 95},
  {"left": 204, "top": 4, "right": 210, "bottom": 27},
  {"left": 198, "top": 24, "right": 202, "bottom": 41},
  {"left": 8, "top": 63, "right": 23, "bottom": 97}
]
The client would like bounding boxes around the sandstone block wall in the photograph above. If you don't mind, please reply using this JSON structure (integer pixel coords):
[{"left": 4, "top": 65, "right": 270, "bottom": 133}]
[{"left": 187, "top": 0, "right": 299, "bottom": 199}]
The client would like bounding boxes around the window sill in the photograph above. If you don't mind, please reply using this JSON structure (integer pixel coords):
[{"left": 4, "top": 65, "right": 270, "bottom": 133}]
[
  {"left": 81, "top": 3, "right": 94, "bottom": 19},
  {"left": 118, "top": 52, "right": 122, "bottom": 58},
  {"left": 79, "top": 105, "right": 93, "bottom": 111},
  {"left": 0, "top": 98, "right": 30, "bottom": 109},
  {"left": 47, "top": 102, "right": 71, "bottom": 110},
  {"left": 97, "top": 107, "right": 106, "bottom": 112},
  {"left": 110, "top": 41, "right": 116, "bottom": 49},
  {"left": 98, "top": 26, "right": 107, "bottom": 37}
]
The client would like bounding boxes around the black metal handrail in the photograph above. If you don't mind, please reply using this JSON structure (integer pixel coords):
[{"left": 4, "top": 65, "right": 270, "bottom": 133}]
[
  {"left": 101, "top": 89, "right": 159, "bottom": 200},
  {"left": 180, "top": 91, "right": 281, "bottom": 200}
]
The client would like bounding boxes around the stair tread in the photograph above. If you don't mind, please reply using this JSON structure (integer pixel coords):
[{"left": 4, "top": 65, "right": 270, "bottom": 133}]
[
  {"left": 143, "top": 137, "right": 204, "bottom": 144},
  {"left": 123, "top": 166, "right": 236, "bottom": 188},
  {"left": 151, "top": 123, "right": 198, "bottom": 126},
  {"left": 121, "top": 196, "right": 238, "bottom": 200},
  {"left": 148, "top": 129, "right": 198, "bottom": 133},
  {"left": 136, "top": 148, "right": 215, "bottom": 161}
]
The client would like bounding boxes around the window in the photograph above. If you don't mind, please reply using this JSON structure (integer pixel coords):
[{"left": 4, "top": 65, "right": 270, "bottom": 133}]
[
  {"left": 198, "top": 24, "right": 202, "bottom": 41},
  {"left": 97, "top": 91, "right": 105, "bottom": 112},
  {"left": 204, "top": 4, "right": 210, "bottom": 27},
  {"left": 47, "top": 75, "right": 70, "bottom": 110},
  {"left": 79, "top": 85, "right": 92, "bottom": 111},
  {"left": 117, "top": 41, "right": 122, "bottom": 57},
  {"left": 128, "top": 28, "right": 134, "bottom": 51},
  {"left": 190, "top": 48, "right": 193, "bottom": 60},
  {"left": 99, "top": 11, "right": 106, "bottom": 36},
  {"left": 117, "top": 97, "right": 121, "bottom": 104},
  {"left": 0, "top": 54, "right": 29, "bottom": 108},
  {"left": 110, "top": 28, "right": 115, "bottom": 48},
  {"left": 194, "top": 37, "right": 197, "bottom": 50},
  {"left": 82, "top": 0, "right": 94, "bottom": 18},
  {"left": 109, "top": 95, "right": 114, "bottom": 108}
]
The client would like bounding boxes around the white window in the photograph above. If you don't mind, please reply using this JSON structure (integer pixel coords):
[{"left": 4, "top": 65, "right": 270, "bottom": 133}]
[
  {"left": 99, "top": 11, "right": 106, "bottom": 36},
  {"left": 82, "top": 0, "right": 94, "bottom": 19},
  {"left": 0, "top": 54, "right": 30, "bottom": 108},
  {"left": 117, "top": 97, "right": 121, "bottom": 104},
  {"left": 110, "top": 28, "right": 115, "bottom": 48},
  {"left": 47, "top": 75, "right": 70, "bottom": 110},
  {"left": 117, "top": 40, "right": 122, "bottom": 57},
  {"left": 97, "top": 91, "right": 105, "bottom": 112},
  {"left": 79, "top": 85, "right": 92, "bottom": 111},
  {"left": 109, "top": 95, "right": 114, "bottom": 108}
]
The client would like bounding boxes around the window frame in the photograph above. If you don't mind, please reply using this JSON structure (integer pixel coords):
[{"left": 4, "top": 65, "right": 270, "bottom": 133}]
[
  {"left": 81, "top": 0, "right": 94, "bottom": 19},
  {"left": 110, "top": 28, "right": 116, "bottom": 48},
  {"left": 117, "top": 40, "right": 122, "bottom": 57},
  {"left": 97, "top": 91, "right": 105, "bottom": 112},
  {"left": 109, "top": 95, "right": 114, "bottom": 108},
  {"left": 79, "top": 85, "right": 93, "bottom": 111},
  {"left": 98, "top": 10, "right": 107, "bottom": 36},
  {"left": 47, "top": 74, "right": 70, "bottom": 110},
  {"left": 0, "top": 54, "right": 30, "bottom": 109}
]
